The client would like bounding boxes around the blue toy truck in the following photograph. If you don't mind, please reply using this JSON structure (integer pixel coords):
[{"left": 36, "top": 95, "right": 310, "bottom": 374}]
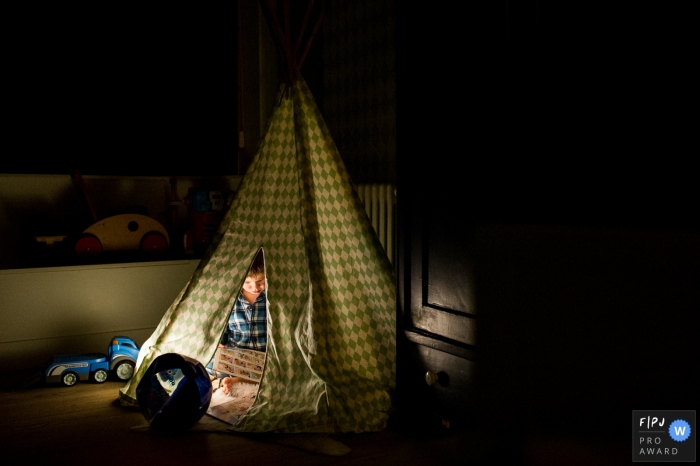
[{"left": 44, "top": 336, "right": 140, "bottom": 387}]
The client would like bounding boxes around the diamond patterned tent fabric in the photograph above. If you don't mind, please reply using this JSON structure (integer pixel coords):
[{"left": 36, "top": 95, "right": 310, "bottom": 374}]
[{"left": 118, "top": 79, "right": 396, "bottom": 433}]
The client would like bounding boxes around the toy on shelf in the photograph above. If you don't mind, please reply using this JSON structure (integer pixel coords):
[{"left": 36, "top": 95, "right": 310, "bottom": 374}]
[
  {"left": 44, "top": 336, "right": 140, "bottom": 387},
  {"left": 70, "top": 169, "right": 170, "bottom": 259},
  {"left": 183, "top": 189, "right": 225, "bottom": 253},
  {"left": 74, "top": 213, "right": 170, "bottom": 258}
]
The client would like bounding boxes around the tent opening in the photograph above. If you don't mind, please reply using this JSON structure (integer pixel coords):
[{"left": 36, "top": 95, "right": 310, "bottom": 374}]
[{"left": 206, "top": 248, "right": 267, "bottom": 425}]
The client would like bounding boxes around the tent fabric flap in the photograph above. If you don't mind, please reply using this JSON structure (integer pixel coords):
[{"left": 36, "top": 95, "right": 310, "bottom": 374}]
[{"left": 119, "top": 79, "right": 396, "bottom": 433}]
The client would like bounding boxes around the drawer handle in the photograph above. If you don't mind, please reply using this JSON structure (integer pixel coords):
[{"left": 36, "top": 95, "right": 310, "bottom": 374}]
[{"left": 425, "top": 370, "right": 439, "bottom": 386}]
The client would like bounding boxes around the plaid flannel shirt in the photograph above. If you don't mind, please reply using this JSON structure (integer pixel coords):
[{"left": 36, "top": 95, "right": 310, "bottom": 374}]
[{"left": 220, "top": 290, "right": 267, "bottom": 352}]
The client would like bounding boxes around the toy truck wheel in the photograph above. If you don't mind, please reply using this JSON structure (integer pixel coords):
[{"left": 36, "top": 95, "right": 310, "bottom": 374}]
[
  {"left": 93, "top": 369, "right": 108, "bottom": 383},
  {"left": 114, "top": 361, "right": 135, "bottom": 381},
  {"left": 61, "top": 372, "right": 79, "bottom": 387}
]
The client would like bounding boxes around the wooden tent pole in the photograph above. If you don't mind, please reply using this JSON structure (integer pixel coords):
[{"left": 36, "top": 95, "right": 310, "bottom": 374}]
[
  {"left": 297, "top": 0, "right": 325, "bottom": 74},
  {"left": 238, "top": 0, "right": 247, "bottom": 174},
  {"left": 282, "top": 0, "right": 297, "bottom": 81},
  {"left": 294, "top": 0, "right": 315, "bottom": 59},
  {"left": 259, "top": 0, "right": 295, "bottom": 84},
  {"left": 283, "top": 0, "right": 291, "bottom": 45},
  {"left": 259, "top": 0, "right": 286, "bottom": 58},
  {"left": 258, "top": 0, "right": 325, "bottom": 82}
]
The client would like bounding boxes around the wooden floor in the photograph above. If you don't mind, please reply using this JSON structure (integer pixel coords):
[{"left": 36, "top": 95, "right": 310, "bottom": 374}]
[{"left": 0, "top": 370, "right": 630, "bottom": 465}]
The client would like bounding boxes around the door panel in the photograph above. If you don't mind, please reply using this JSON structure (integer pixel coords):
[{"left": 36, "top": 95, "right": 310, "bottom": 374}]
[
  {"left": 407, "top": 194, "right": 477, "bottom": 348},
  {"left": 426, "top": 218, "right": 477, "bottom": 315},
  {"left": 410, "top": 305, "right": 476, "bottom": 348}
]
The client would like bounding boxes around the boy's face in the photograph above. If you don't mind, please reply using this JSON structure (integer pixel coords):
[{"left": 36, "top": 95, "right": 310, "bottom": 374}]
[{"left": 242, "top": 274, "right": 265, "bottom": 296}]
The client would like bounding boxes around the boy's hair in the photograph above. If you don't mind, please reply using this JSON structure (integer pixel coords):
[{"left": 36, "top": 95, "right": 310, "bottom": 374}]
[{"left": 247, "top": 252, "right": 265, "bottom": 278}]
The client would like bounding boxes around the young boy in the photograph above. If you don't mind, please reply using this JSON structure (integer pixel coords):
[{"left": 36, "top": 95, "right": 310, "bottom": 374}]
[{"left": 217, "top": 253, "right": 266, "bottom": 395}]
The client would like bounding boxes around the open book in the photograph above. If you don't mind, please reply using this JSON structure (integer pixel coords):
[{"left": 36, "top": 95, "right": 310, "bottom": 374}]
[
  {"left": 205, "top": 346, "right": 266, "bottom": 425},
  {"left": 211, "top": 346, "right": 265, "bottom": 382}
]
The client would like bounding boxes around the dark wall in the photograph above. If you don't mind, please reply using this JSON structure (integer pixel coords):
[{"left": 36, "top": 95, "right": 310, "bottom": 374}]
[
  {"left": 500, "top": 1, "right": 695, "bottom": 231},
  {"left": 402, "top": 1, "right": 695, "bottom": 232},
  {"left": 3, "top": 3, "right": 236, "bottom": 176},
  {"left": 3, "top": 2, "right": 398, "bottom": 182},
  {"left": 321, "top": 0, "right": 397, "bottom": 185},
  {"left": 474, "top": 223, "right": 699, "bottom": 440}
]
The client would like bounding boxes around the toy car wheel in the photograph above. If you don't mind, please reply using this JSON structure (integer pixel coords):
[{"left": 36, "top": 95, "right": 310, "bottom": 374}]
[
  {"left": 115, "top": 361, "right": 135, "bottom": 381},
  {"left": 93, "top": 369, "right": 108, "bottom": 383},
  {"left": 61, "top": 372, "right": 79, "bottom": 387},
  {"left": 75, "top": 234, "right": 103, "bottom": 258},
  {"left": 141, "top": 232, "right": 167, "bottom": 255}
]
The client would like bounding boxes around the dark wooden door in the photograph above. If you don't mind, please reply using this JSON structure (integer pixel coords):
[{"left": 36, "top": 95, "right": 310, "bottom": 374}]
[
  {"left": 396, "top": 3, "right": 505, "bottom": 428},
  {"left": 396, "top": 1, "right": 698, "bottom": 439}
]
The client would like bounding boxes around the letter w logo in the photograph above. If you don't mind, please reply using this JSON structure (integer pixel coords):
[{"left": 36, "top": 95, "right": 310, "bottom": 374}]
[{"left": 674, "top": 426, "right": 686, "bottom": 435}]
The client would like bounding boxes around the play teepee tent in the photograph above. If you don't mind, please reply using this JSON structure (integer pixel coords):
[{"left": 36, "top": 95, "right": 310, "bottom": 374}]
[{"left": 118, "top": 1, "right": 396, "bottom": 433}]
